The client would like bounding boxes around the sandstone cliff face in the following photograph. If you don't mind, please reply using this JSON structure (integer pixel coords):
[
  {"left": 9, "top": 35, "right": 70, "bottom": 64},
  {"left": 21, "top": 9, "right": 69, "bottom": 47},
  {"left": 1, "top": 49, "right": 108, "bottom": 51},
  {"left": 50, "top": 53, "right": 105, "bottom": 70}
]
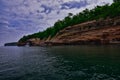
[
  {"left": 18, "top": 17, "right": 120, "bottom": 46},
  {"left": 45, "top": 17, "right": 120, "bottom": 45}
]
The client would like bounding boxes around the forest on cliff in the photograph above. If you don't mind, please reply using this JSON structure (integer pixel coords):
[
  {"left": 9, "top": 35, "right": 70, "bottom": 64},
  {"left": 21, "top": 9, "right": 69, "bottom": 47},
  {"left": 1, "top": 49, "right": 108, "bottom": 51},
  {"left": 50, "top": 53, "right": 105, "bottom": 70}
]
[{"left": 19, "top": 1, "right": 120, "bottom": 42}]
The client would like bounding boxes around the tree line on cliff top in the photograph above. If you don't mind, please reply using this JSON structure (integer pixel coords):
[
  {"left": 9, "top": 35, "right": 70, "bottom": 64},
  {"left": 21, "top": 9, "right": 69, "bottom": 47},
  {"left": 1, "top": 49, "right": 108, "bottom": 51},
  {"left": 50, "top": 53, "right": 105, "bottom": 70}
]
[
  {"left": 114, "top": 0, "right": 120, "bottom": 2},
  {"left": 19, "top": 2, "right": 120, "bottom": 42}
]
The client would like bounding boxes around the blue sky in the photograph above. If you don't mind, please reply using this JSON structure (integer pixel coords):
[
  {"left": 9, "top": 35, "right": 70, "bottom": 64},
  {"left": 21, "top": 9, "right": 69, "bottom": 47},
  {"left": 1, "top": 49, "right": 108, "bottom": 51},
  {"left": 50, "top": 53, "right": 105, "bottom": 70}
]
[{"left": 0, "top": 0, "right": 113, "bottom": 46}]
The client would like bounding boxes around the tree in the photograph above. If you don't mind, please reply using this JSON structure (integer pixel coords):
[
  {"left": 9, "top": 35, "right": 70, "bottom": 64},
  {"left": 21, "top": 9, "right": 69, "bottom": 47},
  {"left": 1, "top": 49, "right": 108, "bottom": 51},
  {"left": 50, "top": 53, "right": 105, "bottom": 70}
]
[
  {"left": 113, "top": 0, "right": 120, "bottom": 2},
  {"left": 68, "top": 13, "right": 73, "bottom": 17}
]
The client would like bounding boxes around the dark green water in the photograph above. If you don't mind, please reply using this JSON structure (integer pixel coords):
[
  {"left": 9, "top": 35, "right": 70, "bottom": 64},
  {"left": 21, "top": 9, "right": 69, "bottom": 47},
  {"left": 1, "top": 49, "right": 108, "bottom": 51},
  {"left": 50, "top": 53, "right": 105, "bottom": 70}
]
[{"left": 0, "top": 45, "right": 120, "bottom": 80}]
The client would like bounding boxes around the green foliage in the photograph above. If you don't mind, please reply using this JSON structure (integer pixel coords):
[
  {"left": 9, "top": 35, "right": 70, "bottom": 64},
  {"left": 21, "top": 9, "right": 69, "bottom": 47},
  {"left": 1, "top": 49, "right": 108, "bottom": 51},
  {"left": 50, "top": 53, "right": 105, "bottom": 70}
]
[
  {"left": 19, "top": 2, "right": 120, "bottom": 42},
  {"left": 114, "top": 0, "right": 120, "bottom": 2}
]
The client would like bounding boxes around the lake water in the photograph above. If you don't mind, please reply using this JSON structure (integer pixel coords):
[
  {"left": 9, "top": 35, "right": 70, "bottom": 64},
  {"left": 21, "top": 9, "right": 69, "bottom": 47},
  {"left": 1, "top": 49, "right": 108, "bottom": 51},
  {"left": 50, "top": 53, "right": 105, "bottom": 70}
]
[{"left": 0, "top": 45, "right": 120, "bottom": 80}]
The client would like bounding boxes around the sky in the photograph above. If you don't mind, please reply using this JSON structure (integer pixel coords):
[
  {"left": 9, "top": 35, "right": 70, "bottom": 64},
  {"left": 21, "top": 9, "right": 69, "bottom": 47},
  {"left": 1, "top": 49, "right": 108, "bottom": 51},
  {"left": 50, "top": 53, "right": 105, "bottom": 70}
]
[{"left": 0, "top": 0, "right": 113, "bottom": 46}]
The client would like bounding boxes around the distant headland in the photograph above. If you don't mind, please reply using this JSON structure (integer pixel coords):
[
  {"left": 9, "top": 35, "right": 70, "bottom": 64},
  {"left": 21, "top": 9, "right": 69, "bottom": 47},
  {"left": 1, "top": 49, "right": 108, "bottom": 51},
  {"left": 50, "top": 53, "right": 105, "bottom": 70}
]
[{"left": 4, "top": 42, "right": 18, "bottom": 46}]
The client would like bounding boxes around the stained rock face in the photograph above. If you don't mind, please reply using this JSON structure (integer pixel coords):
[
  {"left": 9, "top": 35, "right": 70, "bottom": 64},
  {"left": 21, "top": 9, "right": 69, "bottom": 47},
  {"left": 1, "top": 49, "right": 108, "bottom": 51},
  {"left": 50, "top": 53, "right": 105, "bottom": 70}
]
[{"left": 46, "top": 17, "right": 120, "bottom": 45}]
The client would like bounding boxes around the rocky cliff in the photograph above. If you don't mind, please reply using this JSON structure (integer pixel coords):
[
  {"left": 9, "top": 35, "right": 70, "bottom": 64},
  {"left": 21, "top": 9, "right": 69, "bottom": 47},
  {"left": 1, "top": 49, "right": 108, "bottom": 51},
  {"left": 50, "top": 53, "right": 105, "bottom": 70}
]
[
  {"left": 18, "top": 17, "right": 120, "bottom": 46},
  {"left": 45, "top": 17, "right": 120, "bottom": 45}
]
